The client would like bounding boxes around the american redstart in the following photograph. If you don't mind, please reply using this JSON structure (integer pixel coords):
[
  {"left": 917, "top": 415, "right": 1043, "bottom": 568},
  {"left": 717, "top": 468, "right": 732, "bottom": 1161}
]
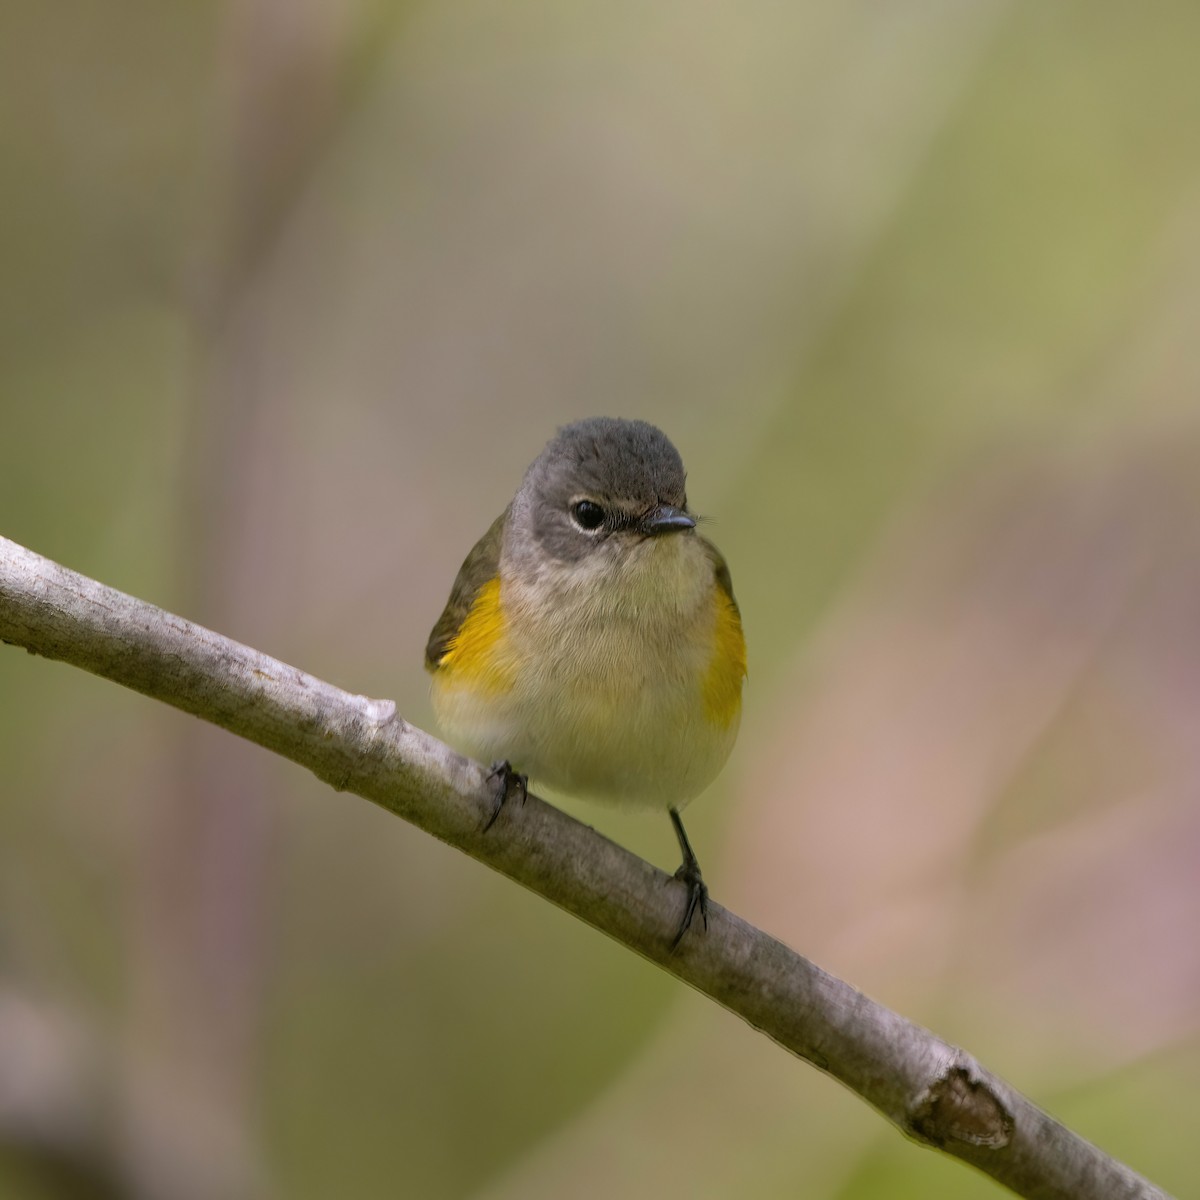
[{"left": 426, "top": 417, "right": 746, "bottom": 946}]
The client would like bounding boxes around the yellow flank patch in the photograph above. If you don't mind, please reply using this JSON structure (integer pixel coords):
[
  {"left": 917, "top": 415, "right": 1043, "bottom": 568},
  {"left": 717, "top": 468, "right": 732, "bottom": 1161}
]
[
  {"left": 704, "top": 587, "right": 746, "bottom": 727},
  {"left": 438, "top": 576, "right": 516, "bottom": 695}
]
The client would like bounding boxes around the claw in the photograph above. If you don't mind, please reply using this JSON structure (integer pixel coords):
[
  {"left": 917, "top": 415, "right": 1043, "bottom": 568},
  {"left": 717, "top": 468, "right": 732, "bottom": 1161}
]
[
  {"left": 670, "top": 862, "right": 709, "bottom": 952},
  {"left": 484, "top": 760, "right": 527, "bottom": 831}
]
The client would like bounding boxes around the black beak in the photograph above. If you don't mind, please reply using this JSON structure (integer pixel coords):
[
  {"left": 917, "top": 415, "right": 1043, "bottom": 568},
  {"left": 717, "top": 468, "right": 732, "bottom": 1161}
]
[{"left": 641, "top": 504, "right": 696, "bottom": 535}]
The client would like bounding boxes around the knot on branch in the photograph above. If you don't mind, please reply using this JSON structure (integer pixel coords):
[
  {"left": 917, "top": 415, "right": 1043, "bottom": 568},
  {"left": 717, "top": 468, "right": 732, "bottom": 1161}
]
[{"left": 909, "top": 1062, "right": 1014, "bottom": 1150}]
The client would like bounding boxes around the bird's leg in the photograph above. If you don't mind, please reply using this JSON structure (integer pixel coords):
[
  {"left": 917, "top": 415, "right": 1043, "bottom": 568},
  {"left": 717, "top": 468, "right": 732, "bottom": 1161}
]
[
  {"left": 484, "top": 760, "right": 528, "bottom": 831},
  {"left": 668, "top": 807, "right": 709, "bottom": 950}
]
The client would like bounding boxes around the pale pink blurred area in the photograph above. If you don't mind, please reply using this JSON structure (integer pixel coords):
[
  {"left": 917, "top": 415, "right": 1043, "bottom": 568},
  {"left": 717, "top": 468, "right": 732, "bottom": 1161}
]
[{"left": 728, "top": 433, "right": 1200, "bottom": 1067}]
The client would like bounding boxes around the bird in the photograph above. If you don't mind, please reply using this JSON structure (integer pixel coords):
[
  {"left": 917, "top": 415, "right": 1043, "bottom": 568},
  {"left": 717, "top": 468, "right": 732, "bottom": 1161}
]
[{"left": 425, "top": 417, "right": 746, "bottom": 947}]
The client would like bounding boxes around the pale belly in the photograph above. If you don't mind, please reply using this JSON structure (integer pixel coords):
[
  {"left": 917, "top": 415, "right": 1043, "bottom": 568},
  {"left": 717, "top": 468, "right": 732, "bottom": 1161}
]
[{"left": 432, "top": 605, "right": 740, "bottom": 811}]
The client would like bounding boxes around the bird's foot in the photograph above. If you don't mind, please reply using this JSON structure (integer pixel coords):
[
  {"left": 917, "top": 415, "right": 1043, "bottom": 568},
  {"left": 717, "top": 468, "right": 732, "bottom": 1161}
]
[
  {"left": 670, "top": 858, "right": 709, "bottom": 952},
  {"left": 484, "top": 760, "right": 527, "bottom": 831},
  {"left": 668, "top": 807, "right": 709, "bottom": 951}
]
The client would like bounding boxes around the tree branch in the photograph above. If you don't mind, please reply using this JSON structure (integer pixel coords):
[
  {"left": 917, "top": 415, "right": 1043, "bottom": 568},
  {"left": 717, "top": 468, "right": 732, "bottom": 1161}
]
[{"left": 0, "top": 535, "right": 1173, "bottom": 1200}]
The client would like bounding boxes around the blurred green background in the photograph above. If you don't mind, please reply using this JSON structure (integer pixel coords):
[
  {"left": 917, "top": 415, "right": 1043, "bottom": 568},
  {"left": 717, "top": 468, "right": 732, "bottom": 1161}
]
[{"left": 2, "top": 1, "right": 1198, "bottom": 1197}]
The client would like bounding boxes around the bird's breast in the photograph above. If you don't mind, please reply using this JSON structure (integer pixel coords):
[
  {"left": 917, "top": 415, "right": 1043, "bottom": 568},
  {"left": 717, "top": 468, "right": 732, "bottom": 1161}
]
[{"left": 431, "top": 534, "right": 744, "bottom": 808}]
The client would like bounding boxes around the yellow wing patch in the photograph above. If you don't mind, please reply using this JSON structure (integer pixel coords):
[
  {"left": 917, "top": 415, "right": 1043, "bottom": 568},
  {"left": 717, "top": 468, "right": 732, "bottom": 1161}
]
[
  {"left": 435, "top": 576, "right": 516, "bottom": 695},
  {"left": 703, "top": 585, "right": 746, "bottom": 727}
]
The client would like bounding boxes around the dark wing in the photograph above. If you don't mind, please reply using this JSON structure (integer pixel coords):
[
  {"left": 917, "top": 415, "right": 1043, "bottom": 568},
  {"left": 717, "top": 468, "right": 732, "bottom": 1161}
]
[
  {"left": 701, "top": 535, "right": 740, "bottom": 615},
  {"left": 424, "top": 509, "right": 508, "bottom": 671}
]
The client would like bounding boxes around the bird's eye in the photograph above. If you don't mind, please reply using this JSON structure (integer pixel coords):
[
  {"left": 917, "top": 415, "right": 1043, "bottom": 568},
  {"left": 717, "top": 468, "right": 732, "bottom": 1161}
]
[{"left": 570, "top": 500, "right": 606, "bottom": 531}]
